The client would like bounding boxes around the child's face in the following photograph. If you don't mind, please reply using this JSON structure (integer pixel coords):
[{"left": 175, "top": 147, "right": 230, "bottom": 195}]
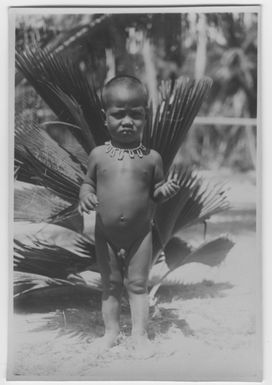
[{"left": 104, "top": 85, "right": 146, "bottom": 145}]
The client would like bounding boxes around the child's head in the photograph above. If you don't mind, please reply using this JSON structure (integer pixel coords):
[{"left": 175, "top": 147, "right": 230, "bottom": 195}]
[{"left": 102, "top": 76, "right": 148, "bottom": 145}]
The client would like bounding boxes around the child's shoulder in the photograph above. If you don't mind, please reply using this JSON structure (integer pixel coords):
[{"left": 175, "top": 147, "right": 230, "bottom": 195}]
[
  {"left": 149, "top": 149, "right": 163, "bottom": 163},
  {"left": 87, "top": 145, "right": 107, "bottom": 165},
  {"left": 88, "top": 145, "right": 107, "bottom": 157}
]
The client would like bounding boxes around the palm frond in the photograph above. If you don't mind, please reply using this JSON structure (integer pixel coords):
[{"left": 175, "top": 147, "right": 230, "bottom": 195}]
[
  {"left": 149, "top": 235, "right": 234, "bottom": 301},
  {"left": 15, "top": 116, "right": 84, "bottom": 202},
  {"left": 173, "top": 178, "right": 230, "bottom": 233},
  {"left": 164, "top": 236, "right": 192, "bottom": 270},
  {"left": 147, "top": 77, "right": 213, "bottom": 171},
  {"left": 14, "top": 239, "right": 94, "bottom": 279},
  {"left": 67, "top": 270, "right": 102, "bottom": 291},
  {"left": 16, "top": 47, "right": 109, "bottom": 148},
  {"left": 14, "top": 222, "right": 94, "bottom": 257},
  {"left": 155, "top": 167, "right": 201, "bottom": 245},
  {"left": 14, "top": 182, "right": 70, "bottom": 223},
  {"left": 155, "top": 166, "right": 229, "bottom": 246},
  {"left": 14, "top": 271, "right": 74, "bottom": 297},
  {"left": 43, "top": 83, "right": 96, "bottom": 152},
  {"left": 45, "top": 14, "right": 111, "bottom": 55},
  {"left": 47, "top": 203, "right": 83, "bottom": 232},
  {"left": 14, "top": 271, "right": 100, "bottom": 301},
  {"left": 42, "top": 121, "right": 89, "bottom": 167}
]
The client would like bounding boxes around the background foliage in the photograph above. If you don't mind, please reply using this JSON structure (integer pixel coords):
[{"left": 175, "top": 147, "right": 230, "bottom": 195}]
[{"left": 16, "top": 12, "right": 258, "bottom": 171}]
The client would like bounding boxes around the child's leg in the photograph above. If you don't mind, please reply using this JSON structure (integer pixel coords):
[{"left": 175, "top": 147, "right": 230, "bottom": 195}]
[
  {"left": 124, "top": 230, "right": 152, "bottom": 340},
  {"left": 95, "top": 226, "right": 123, "bottom": 348}
]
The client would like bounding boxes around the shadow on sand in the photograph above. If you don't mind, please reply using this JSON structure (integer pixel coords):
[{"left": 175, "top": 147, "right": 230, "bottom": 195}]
[{"left": 13, "top": 279, "right": 233, "bottom": 342}]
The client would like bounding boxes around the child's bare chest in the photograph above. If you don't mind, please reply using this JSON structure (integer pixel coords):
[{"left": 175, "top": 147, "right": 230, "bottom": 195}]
[{"left": 97, "top": 155, "right": 153, "bottom": 183}]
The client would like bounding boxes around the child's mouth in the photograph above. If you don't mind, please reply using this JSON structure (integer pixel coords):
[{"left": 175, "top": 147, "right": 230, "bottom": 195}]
[{"left": 121, "top": 129, "right": 133, "bottom": 135}]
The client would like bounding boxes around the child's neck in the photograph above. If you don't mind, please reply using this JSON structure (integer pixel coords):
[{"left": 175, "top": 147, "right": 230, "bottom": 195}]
[{"left": 110, "top": 139, "right": 141, "bottom": 149}]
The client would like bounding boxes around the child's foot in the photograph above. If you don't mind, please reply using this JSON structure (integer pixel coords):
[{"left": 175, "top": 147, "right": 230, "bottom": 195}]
[
  {"left": 129, "top": 334, "right": 155, "bottom": 359},
  {"left": 90, "top": 333, "right": 119, "bottom": 357}
]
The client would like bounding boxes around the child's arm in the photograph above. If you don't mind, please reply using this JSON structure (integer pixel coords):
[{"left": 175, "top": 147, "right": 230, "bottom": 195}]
[
  {"left": 152, "top": 152, "right": 180, "bottom": 203},
  {"left": 78, "top": 149, "right": 99, "bottom": 214}
]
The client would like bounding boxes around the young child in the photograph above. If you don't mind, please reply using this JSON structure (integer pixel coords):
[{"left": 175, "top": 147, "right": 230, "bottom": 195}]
[{"left": 78, "top": 76, "right": 179, "bottom": 355}]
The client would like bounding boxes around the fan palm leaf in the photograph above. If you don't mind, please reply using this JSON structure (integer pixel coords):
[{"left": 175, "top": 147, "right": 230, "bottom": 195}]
[
  {"left": 14, "top": 238, "right": 95, "bottom": 279},
  {"left": 155, "top": 167, "right": 229, "bottom": 248},
  {"left": 15, "top": 15, "right": 112, "bottom": 89},
  {"left": 43, "top": 83, "right": 97, "bottom": 151},
  {"left": 14, "top": 271, "right": 75, "bottom": 298},
  {"left": 147, "top": 77, "right": 213, "bottom": 171},
  {"left": 15, "top": 116, "right": 84, "bottom": 202},
  {"left": 149, "top": 236, "right": 234, "bottom": 301},
  {"left": 41, "top": 121, "right": 89, "bottom": 166},
  {"left": 14, "top": 222, "right": 94, "bottom": 257},
  {"left": 16, "top": 47, "right": 108, "bottom": 148},
  {"left": 14, "top": 182, "right": 70, "bottom": 223},
  {"left": 14, "top": 271, "right": 99, "bottom": 301}
]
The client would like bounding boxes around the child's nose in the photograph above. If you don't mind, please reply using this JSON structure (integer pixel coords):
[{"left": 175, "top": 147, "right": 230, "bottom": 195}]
[{"left": 122, "top": 115, "right": 133, "bottom": 125}]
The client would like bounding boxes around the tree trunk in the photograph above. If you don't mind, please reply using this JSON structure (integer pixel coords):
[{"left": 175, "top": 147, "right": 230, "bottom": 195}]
[
  {"left": 195, "top": 14, "right": 207, "bottom": 79},
  {"left": 142, "top": 38, "right": 158, "bottom": 109}
]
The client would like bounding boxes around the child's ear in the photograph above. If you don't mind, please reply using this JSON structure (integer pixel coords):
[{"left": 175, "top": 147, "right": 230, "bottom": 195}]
[{"left": 101, "top": 108, "right": 107, "bottom": 127}]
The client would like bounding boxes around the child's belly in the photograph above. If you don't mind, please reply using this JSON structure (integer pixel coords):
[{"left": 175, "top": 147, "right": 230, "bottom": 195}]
[{"left": 95, "top": 188, "right": 154, "bottom": 249}]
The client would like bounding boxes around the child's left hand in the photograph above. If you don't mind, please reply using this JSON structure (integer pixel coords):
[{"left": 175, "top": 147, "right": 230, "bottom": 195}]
[{"left": 160, "top": 176, "right": 180, "bottom": 199}]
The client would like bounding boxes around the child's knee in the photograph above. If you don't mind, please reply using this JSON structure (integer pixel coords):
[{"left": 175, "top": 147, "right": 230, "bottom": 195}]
[
  {"left": 102, "top": 281, "right": 123, "bottom": 300},
  {"left": 124, "top": 276, "right": 148, "bottom": 294}
]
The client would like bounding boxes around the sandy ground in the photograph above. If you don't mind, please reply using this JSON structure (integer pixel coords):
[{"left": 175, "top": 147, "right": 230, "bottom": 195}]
[{"left": 9, "top": 171, "right": 261, "bottom": 381}]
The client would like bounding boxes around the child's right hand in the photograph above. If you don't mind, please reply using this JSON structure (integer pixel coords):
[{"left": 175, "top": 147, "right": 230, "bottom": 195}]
[{"left": 78, "top": 193, "right": 99, "bottom": 215}]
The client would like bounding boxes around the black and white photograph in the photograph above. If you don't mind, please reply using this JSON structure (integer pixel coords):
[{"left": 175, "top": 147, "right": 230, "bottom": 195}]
[{"left": 8, "top": 5, "right": 261, "bottom": 381}]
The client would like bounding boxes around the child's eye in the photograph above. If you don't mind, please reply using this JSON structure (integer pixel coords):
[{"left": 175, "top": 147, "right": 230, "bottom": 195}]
[
  {"left": 130, "top": 111, "right": 144, "bottom": 119},
  {"left": 111, "top": 112, "right": 124, "bottom": 119}
]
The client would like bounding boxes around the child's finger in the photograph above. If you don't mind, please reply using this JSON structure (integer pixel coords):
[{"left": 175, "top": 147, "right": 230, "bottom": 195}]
[
  {"left": 167, "top": 185, "right": 177, "bottom": 195},
  {"left": 167, "top": 167, "right": 174, "bottom": 180},
  {"left": 92, "top": 194, "right": 99, "bottom": 205},
  {"left": 86, "top": 196, "right": 94, "bottom": 206},
  {"left": 170, "top": 179, "right": 180, "bottom": 188},
  {"left": 82, "top": 200, "right": 92, "bottom": 213},
  {"left": 88, "top": 195, "right": 98, "bottom": 208},
  {"left": 171, "top": 182, "right": 180, "bottom": 190},
  {"left": 171, "top": 175, "right": 179, "bottom": 185},
  {"left": 78, "top": 205, "right": 83, "bottom": 216},
  {"left": 172, "top": 172, "right": 178, "bottom": 181},
  {"left": 164, "top": 185, "right": 171, "bottom": 196}
]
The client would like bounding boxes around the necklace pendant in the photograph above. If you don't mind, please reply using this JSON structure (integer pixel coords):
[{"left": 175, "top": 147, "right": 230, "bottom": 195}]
[
  {"left": 137, "top": 149, "right": 143, "bottom": 158},
  {"left": 105, "top": 142, "right": 111, "bottom": 153},
  {"left": 110, "top": 147, "right": 116, "bottom": 157},
  {"left": 118, "top": 149, "right": 124, "bottom": 160},
  {"left": 129, "top": 150, "right": 135, "bottom": 158}
]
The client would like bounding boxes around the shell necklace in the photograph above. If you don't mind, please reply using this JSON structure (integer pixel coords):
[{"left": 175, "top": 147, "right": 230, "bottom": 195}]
[{"left": 105, "top": 141, "right": 146, "bottom": 160}]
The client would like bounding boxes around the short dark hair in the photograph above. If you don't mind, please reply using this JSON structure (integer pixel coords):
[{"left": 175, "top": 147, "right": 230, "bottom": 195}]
[{"left": 102, "top": 75, "right": 148, "bottom": 108}]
